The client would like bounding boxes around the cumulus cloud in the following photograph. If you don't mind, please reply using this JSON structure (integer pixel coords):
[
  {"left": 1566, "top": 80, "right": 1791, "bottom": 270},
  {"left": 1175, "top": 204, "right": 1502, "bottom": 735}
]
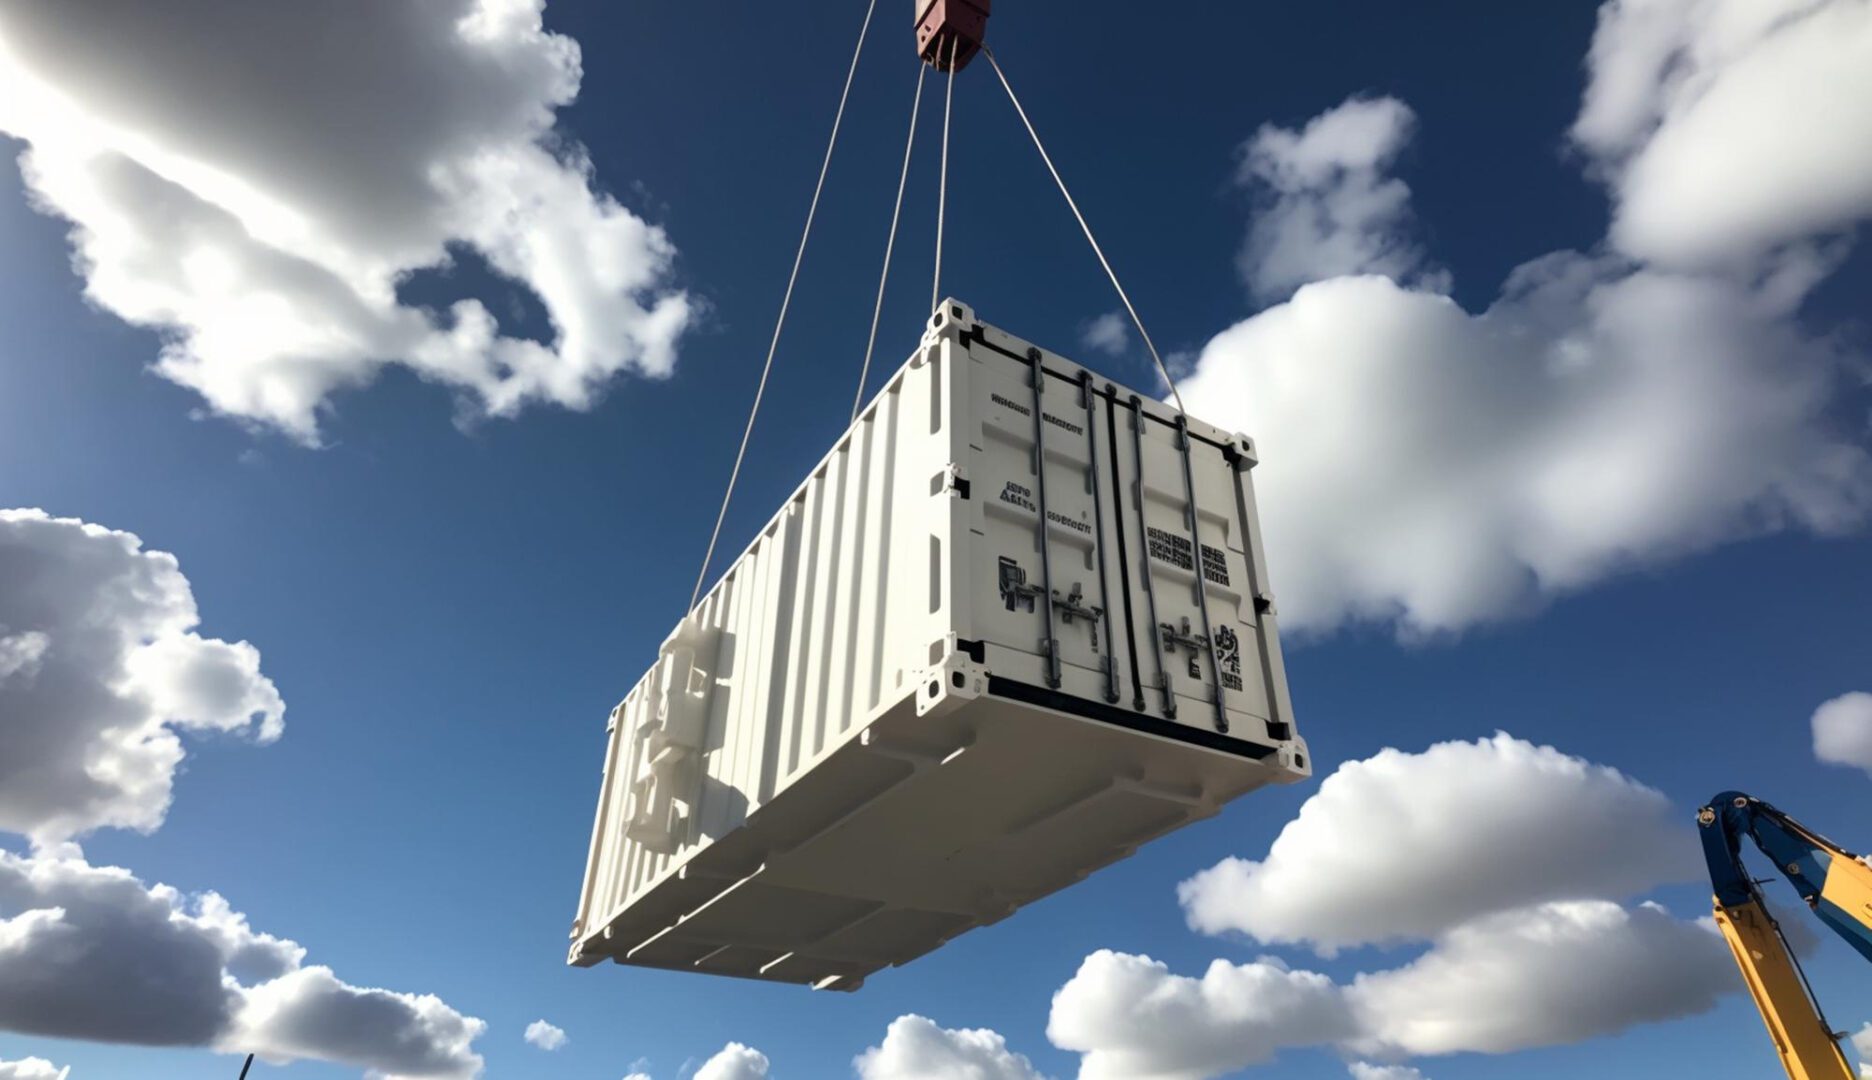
[
  {"left": 1344, "top": 901, "right": 1731, "bottom": 1057},
  {"left": 1574, "top": 0, "right": 1872, "bottom": 265},
  {"left": 1047, "top": 903, "right": 1725, "bottom": 1078},
  {"left": 1236, "top": 96, "right": 1442, "bottom": 304},
  {"left": 0, "top": 508, "right": 284, "bottom": 844},
  {"left": 0, "top": 0, "right": 691, "bottom": 441},
  {"left": 1081, "top": 312, "right": 1129, "bottom": 357},
  {"left": 1182, "top": 0, "right": 1872, "bottom": 637},
  {"left": 694, "top": 1043, "right": 769, "bottom": 1080},
  {"left": 856, "top": 1014, "right": 1050, "bottom": 1080},
  {"left": 1852, "top": 1022, "right": 1872, "bottom": 1078},
  {"left": 1185, "top": 253, "right": 1871, "bottom": 635},
  {"left": 1178, "top": 733, "right": 1699, "bottom": 952},
  {"left": 0, "top": 847, "right": 483, "bottom": 1077},
  {"left": 524, "top": 1019, "right": 567, "bottom": 1051},
  {"left": 0, "top": 1058, "right": 68, "bottom": 1080},
  {"left": 1813, "top": 692, "right": 1872, "bottom": 776},
  {"left": 1043, "top": 734, "right": 1732, "bottom": 1076},
  {"left": 1047, "top": 950, "right": 1353, "bottom": 1080}
]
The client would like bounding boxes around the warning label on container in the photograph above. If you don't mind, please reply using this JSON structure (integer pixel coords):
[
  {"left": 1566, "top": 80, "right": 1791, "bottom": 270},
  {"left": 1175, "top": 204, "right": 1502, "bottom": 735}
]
[{"left": 1147, "top": 527, "right": 1231, "bottom": 586}]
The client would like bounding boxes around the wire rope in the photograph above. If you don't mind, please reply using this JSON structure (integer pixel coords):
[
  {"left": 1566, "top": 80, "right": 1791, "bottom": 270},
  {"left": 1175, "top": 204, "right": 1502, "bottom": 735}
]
[
  {"left": 852, "top": 61, "right": 929, "bottom": 422},
  {"left": 689, "top": 0, "right": 879, "bottom": 613}
]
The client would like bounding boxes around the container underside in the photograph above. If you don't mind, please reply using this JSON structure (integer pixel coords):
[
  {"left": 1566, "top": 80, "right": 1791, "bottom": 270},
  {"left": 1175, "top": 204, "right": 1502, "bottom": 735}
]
[{"left": 570, "top": 683, "right": 1283, "bottom": 990}]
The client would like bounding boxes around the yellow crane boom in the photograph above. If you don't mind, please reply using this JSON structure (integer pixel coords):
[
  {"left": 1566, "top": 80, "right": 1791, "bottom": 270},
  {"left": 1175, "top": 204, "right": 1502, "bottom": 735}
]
[{"left": 1700, "top": 792, "right": 1872, "bottom": 1078}]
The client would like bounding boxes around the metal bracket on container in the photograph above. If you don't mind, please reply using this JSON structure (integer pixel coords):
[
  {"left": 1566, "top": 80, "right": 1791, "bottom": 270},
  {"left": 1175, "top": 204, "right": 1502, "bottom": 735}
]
[
  {"left": 1158, "top": 616, "right": 1209, "bottom": 680},
  {"left": 1025, "top": 346, "right": 1063, "bottom": 690},
  {"left": 997, "top": 556, "right": 1039, "bottom": 613},
  {"left": 1051, "top": 582, "right": 1103, "bottom": 650},
  {"left": 941, "top": 461, "right": 972, "bottom": 499}
]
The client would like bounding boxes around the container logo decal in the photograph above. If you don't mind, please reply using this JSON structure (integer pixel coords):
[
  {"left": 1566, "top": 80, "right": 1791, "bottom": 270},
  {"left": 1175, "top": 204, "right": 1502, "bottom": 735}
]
[
  {"left": 999, "top": 481, "right": 1036, "bottom": 513},
  {"left": 1215, "top": 625, "right": 1243, "bottom": 692},
  {"left": 1147, "top": 527, "right": 1232, "bottom": 586}
]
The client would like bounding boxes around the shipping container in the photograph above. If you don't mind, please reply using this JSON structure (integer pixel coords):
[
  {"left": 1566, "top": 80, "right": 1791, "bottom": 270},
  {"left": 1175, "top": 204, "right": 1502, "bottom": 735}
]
[{"left": 570, "top": 299, "right": 1308, "bottom": 990}]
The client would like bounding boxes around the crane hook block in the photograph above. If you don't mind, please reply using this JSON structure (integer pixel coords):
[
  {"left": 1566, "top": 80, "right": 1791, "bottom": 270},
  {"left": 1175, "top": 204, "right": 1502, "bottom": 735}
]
[{"left": 915, "top": 0, "right": 991, "bottom": 72}]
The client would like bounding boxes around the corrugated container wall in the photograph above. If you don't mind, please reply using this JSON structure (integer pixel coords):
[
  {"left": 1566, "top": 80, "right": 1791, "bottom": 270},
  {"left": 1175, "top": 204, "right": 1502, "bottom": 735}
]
[{"left": 571, "top": 300, "right": 1308, "bottom": 990}]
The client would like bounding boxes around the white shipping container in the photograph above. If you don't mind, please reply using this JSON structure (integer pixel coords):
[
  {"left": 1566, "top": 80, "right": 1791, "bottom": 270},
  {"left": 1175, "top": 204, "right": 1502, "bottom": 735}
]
[{"left": 570, "top": 299, "right": 1308, "bottom": 990}]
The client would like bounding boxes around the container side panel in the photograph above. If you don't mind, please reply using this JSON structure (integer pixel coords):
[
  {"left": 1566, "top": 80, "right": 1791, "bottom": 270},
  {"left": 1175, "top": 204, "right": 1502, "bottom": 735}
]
[
  {"left": 797, "top": 445, "right": 849, "bottom": 767},
  {"left": 825, "top": 420, "right": 873, "bottom": 750},
  {"left": 846, "top": 402, "right": 888, "bottom": 726},
  {"left": 777, "top": 479, "right": 823, "bottom": 782},
  {"left": 758, "top": 503, "right": 805, "bottom": 807},
  {"left": 863, "top": 386, "right": 903, "bottom": 717}
]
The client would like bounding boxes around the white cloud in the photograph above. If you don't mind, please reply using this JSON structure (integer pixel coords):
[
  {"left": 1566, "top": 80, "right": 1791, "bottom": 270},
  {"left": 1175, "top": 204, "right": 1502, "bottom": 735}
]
[
  {"left": 1046, "top": 950, "right": 1353, "bottom": 1080},
  {"left": 0, "top": 508, "right": 284, "bottom": 845},
  {"left": 1851, "top": 1022, "right": 1872, "bottom": 1078},
  {"left": 1184, "top": 240, "right": 1871, "bottom": 638},
  {"left": 0, "top": 0, "right": 691, "bottom": 442},
  {"left": 1184, "top": 1, "right": 1872, "bottom": 638},
  {"left": 1081, "top": 312, "right": 1129, "bottom": 357},
  {"left": 524, "top": 1019, "right": 567, "bottom": 1051},
  {"left": 694, "top": 1043, "right": 769, "bottom": 1080},
  {"left": 1574, "top": 0, "right": 1872, "bottom": 265},
  {"left": 855, "top": 1014, "right": 1049, "bottom": 1080},
  {"left": 0, "top": 846, "right": 484, "bottom": 1077},
  {"left": 0, "top": 1058, "right": 68, "bottom": 1080},
  {"left": 229, "top": 966, "right": 486, "bottom": 1079},
  {"left": 1048, "top": 734, "right": 1732, "bottom": 1076},
  {"left": 1046, "top": 903, "right": 1724, "bottom": 1078},
  {"left": 1345, "top": 901, "right": 1731, "bottom": 1057},
  {"left": 1236, "top": 96, "right": 1442, "bottom": 303},
  {"left": 1178, "top": 734, "right": 1699, "bottom": 952},
  {"left": 1813, "top": 692, "right": 1872, "bottom": 776}
]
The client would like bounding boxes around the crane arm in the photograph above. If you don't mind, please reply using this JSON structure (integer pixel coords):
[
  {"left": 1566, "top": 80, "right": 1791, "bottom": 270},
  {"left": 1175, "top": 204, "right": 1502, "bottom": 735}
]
[{"left": 1700, "top": 791, "right": 1872, "bottom": 1079}]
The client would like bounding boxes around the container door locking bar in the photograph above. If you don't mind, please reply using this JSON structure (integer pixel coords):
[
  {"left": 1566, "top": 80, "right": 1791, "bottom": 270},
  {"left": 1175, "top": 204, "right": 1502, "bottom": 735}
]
[
  {"left": 1174, "top": 415, "right": 1229, "bottom": 735},
  {"left": 1079, "top": 371, "right": 1121, "bottom": 704},
  {"left": 1026, "top": 347, "right": 1063, "bottom": 689},
  {"left": 1128, "top": 396, "right": 1176, "bottom": 720}
]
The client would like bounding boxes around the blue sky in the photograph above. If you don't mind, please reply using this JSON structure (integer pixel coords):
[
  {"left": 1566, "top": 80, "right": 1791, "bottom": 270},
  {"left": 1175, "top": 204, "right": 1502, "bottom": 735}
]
[{"left": 2, "top": 2, "right": 1871, "bottom": 1078}]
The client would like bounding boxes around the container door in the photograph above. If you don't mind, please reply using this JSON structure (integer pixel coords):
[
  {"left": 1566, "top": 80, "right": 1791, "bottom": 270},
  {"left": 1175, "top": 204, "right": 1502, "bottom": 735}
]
[
  {"left": 1107, "top": 396, "right": 1276, "bottom": 740},
  {"left": 962, "top": 348, "right": 1130, "bottom": 709}
]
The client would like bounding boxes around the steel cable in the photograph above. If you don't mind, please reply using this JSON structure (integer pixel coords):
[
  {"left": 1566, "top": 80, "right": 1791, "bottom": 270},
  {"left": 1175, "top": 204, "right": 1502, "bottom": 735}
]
[
  {"left": 853, "top": 61, "right": 928, "bottom": 423},
  {"left": 981, "top": 45, "right": 1188, "bottom": 417},
  {"left": 689, "top": 0, "right": 879, "bottom": 613},
  {"left": 932, "top": 35, "right": 958, "bottom": 313}
]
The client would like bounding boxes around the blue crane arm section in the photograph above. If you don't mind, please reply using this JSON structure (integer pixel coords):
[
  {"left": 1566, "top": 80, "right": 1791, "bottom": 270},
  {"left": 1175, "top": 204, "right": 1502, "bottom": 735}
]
[{"left": 1701, "top": 790, "right": 1872, "bottom": 963}]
